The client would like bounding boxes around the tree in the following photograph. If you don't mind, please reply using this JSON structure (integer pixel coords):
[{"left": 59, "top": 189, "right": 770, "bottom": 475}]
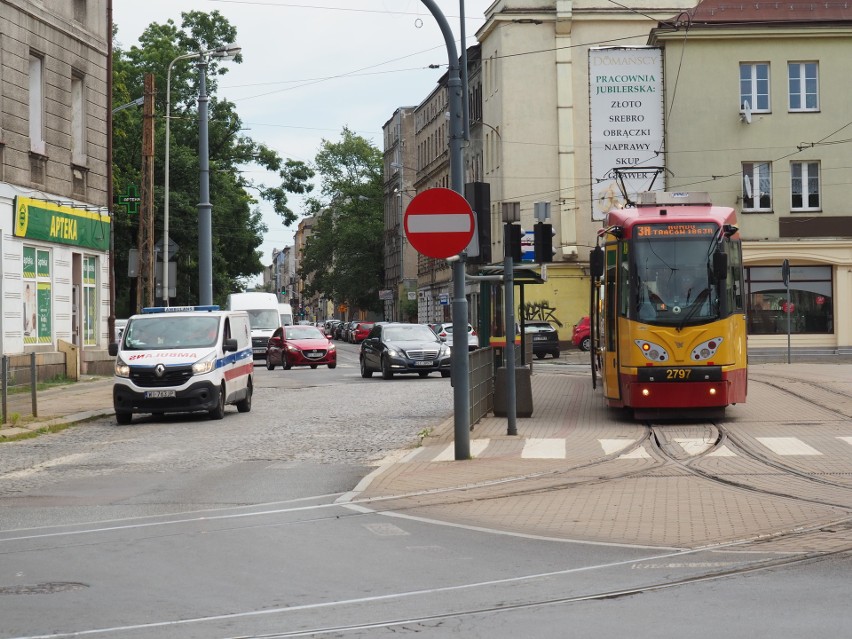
[
  {"left": 299, "top": 128, "right": 384, "bottom": 316},
  {"left": 111, "top": 11, "right": 314, "bottom": 315}
]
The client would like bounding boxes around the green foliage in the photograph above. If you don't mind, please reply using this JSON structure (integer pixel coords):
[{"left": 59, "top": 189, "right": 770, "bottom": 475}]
[
  {"left": 111, "top": 11, "right": 313, "bottom": 313},
  {"left": 299, "top": 128, "right": 384, "bottom": 315}
]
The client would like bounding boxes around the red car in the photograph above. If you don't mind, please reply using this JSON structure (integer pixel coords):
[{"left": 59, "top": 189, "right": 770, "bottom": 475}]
[
  {"left": 572, "top": 316, "right": 591, "bottom": 351},
  {"left": 265, "top": 325, "right": 337, "bottom": 370},
  {"left": 349, "top": 321, "right": 375, "bottom": 344}
]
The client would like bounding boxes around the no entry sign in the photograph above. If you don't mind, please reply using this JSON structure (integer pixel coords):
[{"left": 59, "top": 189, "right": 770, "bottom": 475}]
[{"left": 403, "top": 188, "right": 475, "bottom": 259}]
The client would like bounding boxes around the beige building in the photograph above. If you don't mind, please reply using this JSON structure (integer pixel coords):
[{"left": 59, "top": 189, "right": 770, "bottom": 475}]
[
  {"left": 0, "top": 0, "right": 112, "bottom": 372},
  {"left": 473, "top": 0, "right": 698, "bottom": 332},
  {"left": 650, "top": 1, "right": 852, "bottom": 354},
  {"left": 382, "top": 107, "right": 418, "bottom": 321}
]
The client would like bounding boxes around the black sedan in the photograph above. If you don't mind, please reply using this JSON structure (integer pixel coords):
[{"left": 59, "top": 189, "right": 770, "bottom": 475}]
[
  {"left": 524, "top": 321, "right": 560, "bottom": 359},
  {"left": 360, "top": 322, "right": 451, "bottom": 379}
]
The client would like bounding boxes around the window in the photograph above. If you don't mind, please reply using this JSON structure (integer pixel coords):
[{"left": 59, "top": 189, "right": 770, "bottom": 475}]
[
  {"left": 740, "top": 63, "right": 770, "bottom": 112},
  {"left": 29, "top": 53, "right": 46, "bottom": 155},
  {"left": 790, "top": 161, "right": 820, "bottom": 210},
  {"left": 83, "top": 256, "right": 98, "bottom": 346},
  {"left": 746, "top": 265, "right": 833, "bottom": 334},
  {"left": 71, "top": 74, "right": 87, "bottom": 165},
  {"left": 742, "top": 162, "right": 772, "bottom": 211},
  {"left": 788, "top": 62, "right": 818, "bottom": 111},
  {"left": 23, "top": 246, "right": 52, "bottom": 345}
]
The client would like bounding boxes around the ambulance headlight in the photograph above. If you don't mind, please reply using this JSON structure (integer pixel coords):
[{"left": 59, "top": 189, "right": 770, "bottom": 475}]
[
  {"left": 192, "top": 352, "right": 217, "bottom": 375},
  {"left": 114, "top": 356, "right": 130, "bottom": 378}
]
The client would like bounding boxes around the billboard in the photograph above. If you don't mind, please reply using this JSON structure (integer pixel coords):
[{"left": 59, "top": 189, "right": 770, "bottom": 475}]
[{"left": 589, "top": 47, "right": 665, "bottom": 220}]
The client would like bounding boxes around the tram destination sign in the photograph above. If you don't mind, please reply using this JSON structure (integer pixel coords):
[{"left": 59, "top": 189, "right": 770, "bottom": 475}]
[{"left": 636, "top": 222, "right": 716, "bottom": 238}]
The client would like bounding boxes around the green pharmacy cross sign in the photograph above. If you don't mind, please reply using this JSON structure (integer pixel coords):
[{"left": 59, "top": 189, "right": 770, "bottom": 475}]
[{"left": 116, "top": 185, "right": 141, "bottom": 215}]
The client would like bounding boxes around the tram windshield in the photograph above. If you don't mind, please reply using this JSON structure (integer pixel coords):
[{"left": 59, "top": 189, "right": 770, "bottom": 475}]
[{"left": 629, "top": 222, "right": 719, "bottom": 326}]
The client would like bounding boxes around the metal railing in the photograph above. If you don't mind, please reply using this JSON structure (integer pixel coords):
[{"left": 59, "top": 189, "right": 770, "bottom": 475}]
[{"left": 468, "top": 347, "right": 494, "bottom": 426}]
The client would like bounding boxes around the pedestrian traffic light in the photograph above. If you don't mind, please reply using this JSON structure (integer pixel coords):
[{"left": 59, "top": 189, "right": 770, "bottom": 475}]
[
  {"left": 280, "top": 286, "right": 287, "bottom": 296},
  {"left": 534, "top": 222, "right": 555, "bottom": 263},
  {"left": 507, "top": 223, "right": 522, "bottom": 263}
]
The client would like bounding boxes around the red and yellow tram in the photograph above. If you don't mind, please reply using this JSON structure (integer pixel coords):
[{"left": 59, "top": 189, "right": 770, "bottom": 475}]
[{"left": 589, "top": 192, "right": 747, "bottom": 416}]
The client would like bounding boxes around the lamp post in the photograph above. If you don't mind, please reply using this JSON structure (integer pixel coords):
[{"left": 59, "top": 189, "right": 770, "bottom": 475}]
[{"left": 163, "top": 44, "right": 240, "bottom": 306}]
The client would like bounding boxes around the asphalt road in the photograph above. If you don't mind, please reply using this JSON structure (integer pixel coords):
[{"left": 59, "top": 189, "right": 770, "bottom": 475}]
[{"left": 0, "top": 344, "right": 849, "bottom": 638}]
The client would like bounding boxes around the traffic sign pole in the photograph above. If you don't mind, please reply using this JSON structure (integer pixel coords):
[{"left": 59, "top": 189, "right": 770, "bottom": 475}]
[{"left": 419, "top": 0, "right": 470, "bottom": 460}]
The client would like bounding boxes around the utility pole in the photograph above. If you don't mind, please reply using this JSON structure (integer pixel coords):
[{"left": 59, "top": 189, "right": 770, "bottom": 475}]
[{"left": 136, "top": 73, "right": 156, "bottom": 311}]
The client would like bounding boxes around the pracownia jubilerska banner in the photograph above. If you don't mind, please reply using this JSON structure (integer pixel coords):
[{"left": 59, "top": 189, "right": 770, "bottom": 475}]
[{"left": 14, "top": 196, "right": 110, "bottom": 251}]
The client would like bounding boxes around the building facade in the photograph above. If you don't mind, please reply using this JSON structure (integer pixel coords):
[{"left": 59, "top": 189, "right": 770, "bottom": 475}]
[
  {"left": 650, "top": 0, "right": 852, "bottom": 354},
  {"left": 0, "top": 0, "right": 112, "bottom": 372}
]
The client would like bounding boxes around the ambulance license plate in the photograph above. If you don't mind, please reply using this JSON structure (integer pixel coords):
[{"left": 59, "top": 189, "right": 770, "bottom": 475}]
[{"left": 145, "top": 390, "right": 176, "bottom": 399}]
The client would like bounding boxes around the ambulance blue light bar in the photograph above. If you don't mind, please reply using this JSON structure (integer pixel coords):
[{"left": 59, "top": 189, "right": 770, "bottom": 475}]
[{"left": 142, "top": 305, "right": 220, "bottom": 314}]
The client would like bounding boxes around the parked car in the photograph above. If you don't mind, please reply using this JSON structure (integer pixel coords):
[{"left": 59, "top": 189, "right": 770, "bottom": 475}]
[
  {"left": 431, "top": 322, "right": 479, "bottom": 351},
  {"left": 349, "top": 321, "right": 375, "bottom": 344},
  {"left": 265, "top": 325, "right": 337, "bottom": 370},
  {"left": 523, "top": 321, "right": 560, "bottom": 359},
  {"left": 572, "top": 316, "right": 591, "bottom": 351},
  {"left": 360, "top": 322, "right": 451, "bottom": 379}
]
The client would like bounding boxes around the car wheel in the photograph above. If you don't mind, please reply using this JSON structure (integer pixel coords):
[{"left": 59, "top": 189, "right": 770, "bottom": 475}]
[
  {"left": 266, "top": 357, "right": 274, "bottom": 371},
  {"left": 209, "top": 384, "right": 226, "bottom": 420},
  {"left": 440, "top": 371, "right": 451, "bottom": 378},
  {"left": 381, "top": 356, "right": 393, "bottom": 379},
  {"left": 328, "top": 362, "right": 337, "bottom": 369},
  {"left": 580, "top": 336, "right": 591, "bottom": 352},
  {"left": 283, "top": 355, "right": 292, "bottom": 371},
  {"left": 360, "top": 357, "right": 373, "bottom": 378},
  {"left": 535, "top": 352, "right": 545, "bottom": 360},
  {"left": 552, "top": 350, "right": 560, "bottom": 359},
  {"left": 236, "top": 380, "right": 252, "bottom": 413},
  {"left": 310, "top": 364, "right": 318, "bottom": 369},
  {"left": 115, "top": 412, "right": 132, "bottom": 425},
  {"left": 418, "top": 371, "right": 429, "bottom": 378}
]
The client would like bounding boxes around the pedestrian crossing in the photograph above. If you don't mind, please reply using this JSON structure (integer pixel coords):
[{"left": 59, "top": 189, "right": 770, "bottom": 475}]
[{"left": 409, "top": 435, "right": 852, "bottom": 462}]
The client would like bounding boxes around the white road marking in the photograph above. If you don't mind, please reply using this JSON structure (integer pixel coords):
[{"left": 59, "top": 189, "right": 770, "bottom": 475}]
[
  {"left": 673, "top": 437, "right": 714, "bottom": 456},
  {"left": 522, "top": 438, "right": 566, "bottom": 459},
  {"left": 433, "top": 439, "right": 490, "bottom": 461},
  {"left": 838, "top": 436, "right": 852, "bottom": 447},
  {"left": 756, "top": 437, "right": 822, "bottom": 456},
  {"left": 707, "top": 445, "right": 736, "bottom": 457},
  {"left": 599, "top": 438, "right": 651, "bottom": 458}
]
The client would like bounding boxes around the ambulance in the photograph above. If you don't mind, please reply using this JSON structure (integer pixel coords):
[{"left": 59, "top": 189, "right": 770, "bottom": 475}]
[{"left": 108, "top": 305, "right": 253, "bottom": 424}]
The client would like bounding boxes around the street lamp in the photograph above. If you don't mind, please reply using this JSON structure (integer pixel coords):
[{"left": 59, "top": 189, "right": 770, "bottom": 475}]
[{"left": 163, "top": 44, "right": 240, "bottom": 306}]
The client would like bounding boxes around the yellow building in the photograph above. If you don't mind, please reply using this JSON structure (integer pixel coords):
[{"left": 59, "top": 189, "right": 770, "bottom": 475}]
[{"left": 650, "top": 1, "right": 852, "bottom": 355}]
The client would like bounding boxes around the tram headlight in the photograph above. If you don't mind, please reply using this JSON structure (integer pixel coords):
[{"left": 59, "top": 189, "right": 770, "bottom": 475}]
[
  {"left": 691, "top": 337, "right": 723, "bottom": 361},
  {"left": 634, "top": 339, "right": 669, "bottom": 362}
]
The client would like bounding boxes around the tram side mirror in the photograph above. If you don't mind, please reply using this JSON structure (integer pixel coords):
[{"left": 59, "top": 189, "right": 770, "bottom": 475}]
[
  {"left": 590, "top": 246, "right": 604, "bottom": 278},
  {"left": 712, "top": 251, "right": 728, "bottom": 281}
]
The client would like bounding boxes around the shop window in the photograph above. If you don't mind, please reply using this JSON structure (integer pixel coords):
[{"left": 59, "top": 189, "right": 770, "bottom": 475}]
[
  {"left": 746, "top": 265, "right": 832, "bottom": 335},
  {"left": 22, "top": 246, "right": 52, "bottom": 345}
]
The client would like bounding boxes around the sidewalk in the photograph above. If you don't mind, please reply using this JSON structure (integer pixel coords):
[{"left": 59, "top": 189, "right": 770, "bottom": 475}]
[{"left": 0, "top": 375, "right": 114, "bottom": 438}]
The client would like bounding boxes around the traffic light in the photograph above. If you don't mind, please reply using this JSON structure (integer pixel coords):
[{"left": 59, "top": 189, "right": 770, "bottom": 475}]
[
  {"left": 465, "top": 181, "right": 491, "bottom": 264},
  {"left": 534, "top": 222, "right": 555, "bottom": 263},
  {"left": 279, "top": 286, "right": 287, "bottom": 296},
  {"left": 507, "top": 223, "right": 522, "bottom": 263}
]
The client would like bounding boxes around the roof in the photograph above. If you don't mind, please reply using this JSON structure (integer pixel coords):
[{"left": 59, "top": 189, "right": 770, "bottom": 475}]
[{"left": 678, "top": 0, "right": 852, "bottom": 25}]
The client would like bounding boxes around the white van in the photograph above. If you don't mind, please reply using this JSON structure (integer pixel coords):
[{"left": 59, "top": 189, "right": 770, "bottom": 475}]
[
  {"left": 108, "top": 305, "right": 253, "bottom": 424},
  {"left": 227, "top": 292, "right": 281, "bottom": 358},
  {"left": 278, "top": 303, "right": 293, "bottom": 327}
]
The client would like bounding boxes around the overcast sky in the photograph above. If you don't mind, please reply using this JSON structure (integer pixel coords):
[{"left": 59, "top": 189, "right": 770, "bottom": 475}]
[{"left": 112, "top": 0, "right": 493, "bottom": 284}]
